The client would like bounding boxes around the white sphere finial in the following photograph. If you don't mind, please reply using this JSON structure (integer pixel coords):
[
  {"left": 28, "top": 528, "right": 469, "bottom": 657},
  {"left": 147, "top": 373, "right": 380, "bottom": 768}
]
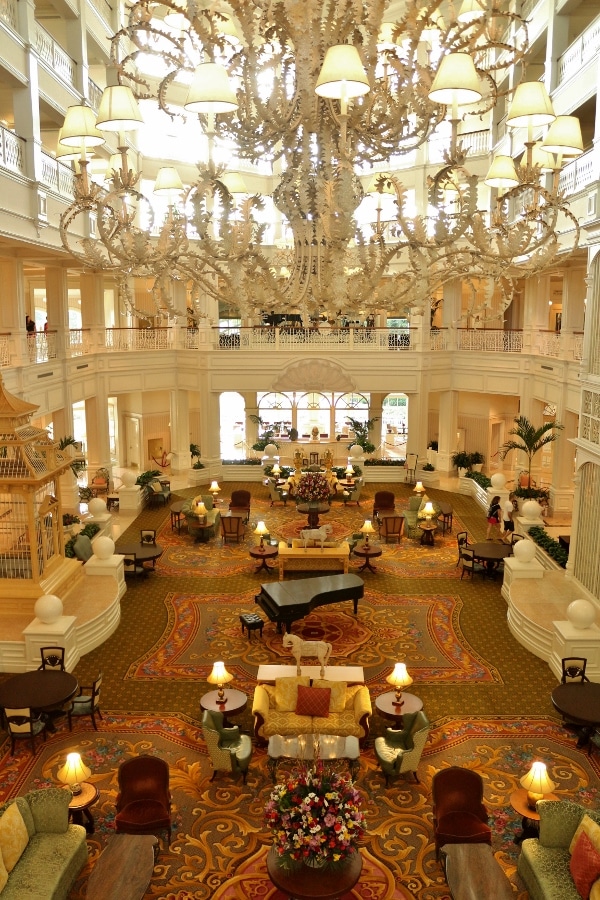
[
  {"left": 121, "top": 470, "right": 137, "bottom": 488},
  {"left": 34, "top": 594, "right": 63, "bottom": 624},
  {"left": 93, "top": 536, "right": 115, "bottom": 559},
  {"left": 490, "top": 473, "right": 506, "bottom": 489},
  {"left": 567, "top": 599, "right": 597, "bottom": 630}
]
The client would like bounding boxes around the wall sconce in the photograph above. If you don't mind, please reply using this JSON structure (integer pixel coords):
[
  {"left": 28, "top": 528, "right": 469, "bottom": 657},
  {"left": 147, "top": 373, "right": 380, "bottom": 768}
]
[
  {"left": 207, "top": 661, "right": 234, "bottom": 703},
  {"left": 386, "top": 662, "right": 414, "bottom": 707},
  {"left": 360, "top": 519, "right": 376, "bottom": 548},
  {"left": 520, "top": 761, "right": 556, "bottom": 810},
  {"left": 254, "top": 520, "right": 269, "bottom": 548},
  {"left": 57, "top": 752, "right": 91, "bottom": 795}
]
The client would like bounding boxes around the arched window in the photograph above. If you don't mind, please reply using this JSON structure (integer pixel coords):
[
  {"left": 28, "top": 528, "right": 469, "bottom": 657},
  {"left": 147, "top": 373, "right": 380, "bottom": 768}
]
[
  {"left": 334, "top": 393, "right": 369, "bottom": 436},
  {"left": 296, "top": 392, "right": 331, "bottom": 438},
  {"left": 257, "top": 392, "right": 293, "bottom": 436}
]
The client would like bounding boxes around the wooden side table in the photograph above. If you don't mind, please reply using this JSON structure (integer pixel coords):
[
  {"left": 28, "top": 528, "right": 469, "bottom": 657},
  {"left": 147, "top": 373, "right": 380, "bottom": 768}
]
[
  {"left": 200, "top": 689, "right": 247, "bottom": 727},
  {"left": 510, "top": 788, "right": 559, "bottom": 844},
  {"left": 353, "top": 542, "right": 382, "bottom": 573},
  {"left": 67, "top": 782, "right": 99, "bottom": 834},
  {"left": 375, "top": 690, "right": 423, "bottom": 726},
  {"left": 419, "top": 522, "right": 437, "bottom": 545},
  {"left": 249, "top": 544, "right": 278, "bottom": 573}
]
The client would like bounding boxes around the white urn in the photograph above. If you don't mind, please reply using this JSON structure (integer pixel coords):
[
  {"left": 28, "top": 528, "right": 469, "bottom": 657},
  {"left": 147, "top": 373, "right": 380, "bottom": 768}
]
[{"left": 93, "top": 536, "right": 115, "bottom": 560}]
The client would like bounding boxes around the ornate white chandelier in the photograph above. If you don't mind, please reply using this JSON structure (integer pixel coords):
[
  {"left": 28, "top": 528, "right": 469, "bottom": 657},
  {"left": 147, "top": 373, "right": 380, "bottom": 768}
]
[{"left": 58, "top": 0, "right": 582, "bottom": 325}]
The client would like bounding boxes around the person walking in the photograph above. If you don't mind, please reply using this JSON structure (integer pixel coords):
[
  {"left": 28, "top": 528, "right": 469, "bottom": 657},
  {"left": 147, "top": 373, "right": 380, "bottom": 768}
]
[
  {"left": 486, "top": 495, "right": 502, "bottom": 540},
  {"left": 501, "top": 492, "right": 516, "bottom": 543}
]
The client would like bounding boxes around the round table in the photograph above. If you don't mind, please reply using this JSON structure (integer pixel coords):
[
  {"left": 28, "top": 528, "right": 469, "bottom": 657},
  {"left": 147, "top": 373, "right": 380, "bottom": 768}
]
[
  {"left": 116, "top": 541, "right": 163, "bottom": 565},
  {"left": 266, "top": 846, "right": 362, "bottom": 899},
  {"left": 67, "top": 782, "right": 99, "bottom": 834},
  {"left": 510, "top": 788, "right": 559, "bottom": 844},
  {"left": 551, "top": 682, "right": 600, "bottom": 747},
  {"left": 419, "top": 521, "right": 437, "bottom": 545},
  {"left": 375, "top": 690, "right": 423, "bottom": 725},
  {"left": 471, "top": 541, "right": 511, "bottom": 576},
  {"left": 200, "top": 689, "right": 247, "bottom": 727},
  {"left": 0, "top": 670, "right": 78, "bottom": 713},
  {"left": 353, "top": 542, "right": 382, "bottom": 573},
  {"left": 249, "top": 544, "right": 278, "bottom": 573},
  {"left": 297, "top": 503, "right": 331, "bottom": 529}
]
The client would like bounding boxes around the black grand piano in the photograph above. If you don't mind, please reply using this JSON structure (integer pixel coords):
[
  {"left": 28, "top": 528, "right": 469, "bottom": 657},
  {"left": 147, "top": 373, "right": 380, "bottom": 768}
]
[{"left": 255, "top": 574, "right": 364, "bottom": 633}]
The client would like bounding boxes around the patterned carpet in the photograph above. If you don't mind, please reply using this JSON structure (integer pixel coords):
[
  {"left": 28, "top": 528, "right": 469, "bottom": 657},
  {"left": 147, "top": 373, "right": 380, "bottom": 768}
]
[{"left": 0, "top": 479, "right": 596, "bottom": 899}]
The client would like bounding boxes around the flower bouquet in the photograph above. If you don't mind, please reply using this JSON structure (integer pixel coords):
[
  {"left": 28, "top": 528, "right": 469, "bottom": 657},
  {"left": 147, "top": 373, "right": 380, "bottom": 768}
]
[
  {"left": 295, "top": 472, "right": 331, "bottom": 504},
  {"left": 264, "top": 761, "right": 365, "bottom": 869}
]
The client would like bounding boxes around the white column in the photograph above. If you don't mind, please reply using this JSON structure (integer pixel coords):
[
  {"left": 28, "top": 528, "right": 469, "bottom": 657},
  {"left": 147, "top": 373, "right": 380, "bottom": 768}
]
[
  {"left": 437, "top": 390, "right": 459, "bottom": 474},
  {"left": 169, "top": 389, "right": 190, "bottom": 473}
]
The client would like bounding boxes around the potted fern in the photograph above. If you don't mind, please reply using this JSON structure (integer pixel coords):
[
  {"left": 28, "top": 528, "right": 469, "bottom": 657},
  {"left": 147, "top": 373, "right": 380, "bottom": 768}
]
[{"left": 451, "top": 451, "right": 471, "bottom": 476}]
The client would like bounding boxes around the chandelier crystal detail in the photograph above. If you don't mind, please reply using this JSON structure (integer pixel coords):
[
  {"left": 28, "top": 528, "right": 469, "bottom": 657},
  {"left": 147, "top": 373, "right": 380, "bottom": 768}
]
[{"left": 59, "top": 0, "right": 581, "bottom": 325}]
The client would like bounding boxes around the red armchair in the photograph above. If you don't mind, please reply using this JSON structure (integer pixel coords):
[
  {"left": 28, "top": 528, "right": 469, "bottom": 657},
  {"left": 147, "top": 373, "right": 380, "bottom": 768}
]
[
  {"left": 115, "top": 756, "right": 171, "bottom": 848},
  {"left": 373, "top": 491, "right": 395, "bottom": 520},
  {"left": 229, "top": 490, "right": 251, "bottom": 523},
  {"left": 432, "top": 766, "right": 491, "bottom": 858}
]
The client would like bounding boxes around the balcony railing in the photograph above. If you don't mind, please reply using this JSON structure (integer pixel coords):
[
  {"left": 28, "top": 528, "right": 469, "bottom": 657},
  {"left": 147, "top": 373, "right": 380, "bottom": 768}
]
[
  {"left": 430, "top": 328, "right": 449, "bottom": 351},
  {"left": 212, "top": 326, "right": 414, "bottom": 351},
  {"left": 559, "top": 149, "right": 599, "bottom": 195},
  {"left": 535, "top": 331, "right": 560, "bottom": 358},
  {"left": 67, "top": 329, "right": 92, "bottom": 357},
  {"left": 456, "top": 329, "right": 523, "bottom": 352},
  {"left": 0, "top": 126, "right": 25, "bottom": 176},
  {"left": 33, "top": 23, "right": 76, "bottom": 86},
  {"left": 0, "top": 0, "right": 17, "bottom": 30},
  {"left": 87, "top": 0, "right": 113, "bottom": 24},
  {"left": 40, "top": 152, "right": 76, "bottom": 197},
  {"left": 104, "top": 327, "right": 172, "bottom": 351},
  {"left": 88, "top": 78, "right": 104, "bottom": 111},
  {"left": 27, "top": 332, "right": 57, "bottom": 364},
  {"left": 558, "top": 13, "right": 600, "bottom": 86}
]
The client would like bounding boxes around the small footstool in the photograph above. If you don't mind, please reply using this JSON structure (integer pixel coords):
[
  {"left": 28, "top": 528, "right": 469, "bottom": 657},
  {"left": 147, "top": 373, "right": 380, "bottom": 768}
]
[{"left": 240, "top": 613, "right": 264, "bottom": 640}]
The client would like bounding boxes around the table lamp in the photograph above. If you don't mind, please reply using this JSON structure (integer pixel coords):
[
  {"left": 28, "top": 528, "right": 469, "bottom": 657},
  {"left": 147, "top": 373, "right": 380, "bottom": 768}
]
[
  {"left": 192, "top": 497, "right": 207, "bottom": 523},
  {"left": 423, "top": 501, "right": 435, "bottom": 521},
  {"left": 413, "top": 481, "right": 425, "bottom": 495},
  {"left": 207, "top": 661, "right": 234, "bottom": 703},
  {"left": 272, "top": 462, "right": 281, "bottom": 477},
  {"left": 360, "top": 519, "right": 376, "bottom": 548},
  {"left": 345, "top": 464, "right": 354, "bottom": 483},
  {"left": 57, "top": 751, "right": 91, "bottom": 795},
  {"left": 254, "top": 520, "right": 269, "bottom": 549},
  {"left": 209, "top": 480, "right": 221, "bottom": 501},
  {"left": 386, "top": 662, "right": 413, "bottom": 707},
  {"left": 520, "top": 760, "right": 556, "bottom": 810}
]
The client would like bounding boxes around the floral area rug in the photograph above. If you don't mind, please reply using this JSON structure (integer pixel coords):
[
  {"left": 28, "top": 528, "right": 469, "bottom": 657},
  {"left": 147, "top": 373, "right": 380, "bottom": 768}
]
[
  {"left": 125, "top": 588, "right": 500, "bottom": 686},
  {"left": 155, "top": 495, "right": 466, "bottom": 580},
  {"left": 1, "top": 713, "right": 597, "bottom": 899}
]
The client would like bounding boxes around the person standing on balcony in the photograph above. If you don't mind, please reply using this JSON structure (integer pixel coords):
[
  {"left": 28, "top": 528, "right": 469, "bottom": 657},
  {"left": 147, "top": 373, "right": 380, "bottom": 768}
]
[{"left": 25, "top": 315, "right": 35, "bottom": 334}]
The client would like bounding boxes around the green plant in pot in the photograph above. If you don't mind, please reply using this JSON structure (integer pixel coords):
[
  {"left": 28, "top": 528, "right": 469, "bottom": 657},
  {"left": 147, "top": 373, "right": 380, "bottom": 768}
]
[
  {"left": 451, "top": 451, "right": 471, "bottom": 472},
  {"left": 468, "top": 451, "right": 484, "bottom": 471},
  {"left": 249, "top": 414, "right": 279, "bottom": 452},
  {"left": 190, "top": 444, "right": 205, "bottom": 469},
  {"left": 57, "top": 435, "right": 86, "bottom": 476},
  {"left": 499, "top": 415, "right": 563, "bottom": 499},
  {"left": 345, "top": 416, "right": 379, "bottom": 455},
  {"left": 422, "top": 462, "right": 435, "bottom": 471}
]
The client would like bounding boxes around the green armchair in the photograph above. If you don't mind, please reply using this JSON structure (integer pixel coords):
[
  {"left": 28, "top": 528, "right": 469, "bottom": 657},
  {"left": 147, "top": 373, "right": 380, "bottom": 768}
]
[
  {"left": 201, "top": 709, "right": 252, "bottom": 783},
  {"left": 374, "top": 710, "right": 430, "bottom": 785},
  {"left": 182, "top": 495, "right": 220, "bottom": 541}
]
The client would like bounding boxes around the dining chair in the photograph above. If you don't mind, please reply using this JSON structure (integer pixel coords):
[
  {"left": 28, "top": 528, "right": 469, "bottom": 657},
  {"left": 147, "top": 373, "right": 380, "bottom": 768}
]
[
  {"left": 460, "top": 548, "right": 484, "bottom": 579},
  {"left": 115, "top": 756, "right": 172, "bottom": 848},
  {"left": 140, "top": 529, "right": 157, "bottom": 544},
  {"left": 379, "top": 515, "right": 404, "bottom": 543},
  {"left": 456, "top": 532, "right": 469, "bottom": 566},
  {"left": 5, "top": 707, "right": 47, "bottom": 755},
  {"left": 510, "top": 533, "right": 524, "bottom": 546},
  {"left": 432, "top": 767, "right": 491, "bottom": 858},
  {"left": 221, "top": 515, "right": 246, "bottom": 543},
  {"left": 561, "top": 658, "right": 589, "bottom": 683},
  {"left": 67, "top": 673, "right": 103, "bottom": 731},
  {"left": 39, "top": 646, "right": 65, "bottom": 671},
  {"left": 123, "top": 554, "right": 147, "bottom": 578}
]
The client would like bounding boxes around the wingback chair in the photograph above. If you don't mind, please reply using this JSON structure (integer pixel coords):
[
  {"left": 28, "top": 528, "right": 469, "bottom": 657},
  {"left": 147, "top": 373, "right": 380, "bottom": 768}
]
[
  {"left": 373, "top": 491, "right": 395, "bottom": 520},
  {"left": 115, "top": 755, "right": 171, "bottom": 847},
  {"left": 342, "top": 478, "right": 363, "bottom": 505},
  {"left": 201, "top": 709, "right": 252, "bottom": 783},
  {"left": 432, "top": 766, "right": 492, "bottom": 858},
  {"left": 267, "top": 479, "right": 288, "bottom": 506},
  {"left": 229, "top": 490, "right": 251, "bottom": 523},
  {"left": 221, "top": 515, "right": 246, "bottom": 543},
  {"left": 379, "top": 515, "right": 404, "bottom": 543},
  {"left": 374, "top": 710, "right": 430, "bottom": 785}
]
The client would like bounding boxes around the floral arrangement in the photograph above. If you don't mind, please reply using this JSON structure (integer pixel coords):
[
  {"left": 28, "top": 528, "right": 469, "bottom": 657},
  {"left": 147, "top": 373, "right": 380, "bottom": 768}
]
[
  {"left": 295, "top": 472, "right": 331, "bottom": 503},
  {"left": 264, "top": 762, "right": 365, "bottom": 868}
]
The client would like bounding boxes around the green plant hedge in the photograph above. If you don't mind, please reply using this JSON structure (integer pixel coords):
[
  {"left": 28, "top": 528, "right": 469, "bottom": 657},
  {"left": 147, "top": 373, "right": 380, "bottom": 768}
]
[
  {"left": 528, "top": 525, "right": 568, "bottom": 568},
  {"left": 465, "top": 471, "right": 492, "bottom": 490},
  {"left": 222, "top": 458, "right": 262, "bottom": 465},
  {"left": 514, "top": 485, "right": 550, "bottom": 501},
  {"left": 364, "top": 458, "right": 405, "bottom": 466}
]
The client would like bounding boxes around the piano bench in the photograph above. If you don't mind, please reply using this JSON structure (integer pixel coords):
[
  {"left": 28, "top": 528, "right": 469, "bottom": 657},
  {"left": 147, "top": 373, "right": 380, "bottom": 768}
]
[{"left": 240, "top": 613, "right": 264, "bottom": 640}]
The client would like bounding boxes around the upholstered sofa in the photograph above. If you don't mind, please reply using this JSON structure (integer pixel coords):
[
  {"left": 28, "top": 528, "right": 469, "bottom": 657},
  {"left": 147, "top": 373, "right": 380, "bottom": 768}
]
[
  {"left": 0, "top": 788, "right": 88, "bottom": 900},
  {"left": 252, "top": 675, "right": 371, "bottom": 743},
  {"left": 277, "top": 540, "right": 350, "bottom": 579},
  {"left": 517, "top": 799, "right": 600, "bottom": 900}
]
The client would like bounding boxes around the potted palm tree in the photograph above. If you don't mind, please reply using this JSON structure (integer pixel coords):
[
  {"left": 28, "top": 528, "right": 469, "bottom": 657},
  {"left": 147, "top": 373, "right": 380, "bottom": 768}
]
[{"left": 499, "top": 415, "right": 563, "bottom": 501}]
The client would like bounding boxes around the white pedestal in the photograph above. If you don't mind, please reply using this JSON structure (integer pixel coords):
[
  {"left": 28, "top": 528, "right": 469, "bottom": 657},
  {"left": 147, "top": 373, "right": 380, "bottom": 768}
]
[
  {"left": 550, "top": 620, "right": 600, "bottom": 683},
  {"left": 117, "top": 485, "right": 144, "bottom": 512},
  {"left": 84, "top": 554, "right": 126, "bottom": 600},
  {"left": 501, "top": 557, "right": 545, "bottom": 602},
  {"left": 188, "top": 469, "right": 206, "bottom": 486},
  {"left": 60, "top": 470, "right": 80, "bottom": 509},
  {"left": 23, "top": 616, "right": 79, "bottom": 672},
  {"left": 418, "top": 469, "right": 440, "bottom": 488},
  {"left": 487, "top": 487, "right": 510, "bottom": 505},
  {"left": 516, "top": 515, "right": 544, "bottom": 534}
]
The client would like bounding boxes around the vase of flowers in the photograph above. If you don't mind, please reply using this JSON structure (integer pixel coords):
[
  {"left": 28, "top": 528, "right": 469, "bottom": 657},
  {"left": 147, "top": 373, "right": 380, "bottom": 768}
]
[
  {"left": 264, "top": 760, "right": 365, "bottom": 870},
  {"left": 295, "top": 473, "right": 331, "bottom": 505}
]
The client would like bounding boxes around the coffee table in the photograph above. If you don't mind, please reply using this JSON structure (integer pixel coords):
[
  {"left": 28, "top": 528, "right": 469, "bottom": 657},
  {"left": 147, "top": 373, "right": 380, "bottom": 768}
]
[
  {"left": 86, "top": 834, "right": 157, "bottom": 900},
  {"left": 376, "top": 690, "right": 423, "bottom": 725},
  {"left": 510, "top": 787, "right": 559, "bottom": 844},
  {"left": 249, "top": 544, "right": 278, "bottom": 573},
  {"left": 116, "top": 541, "right": 163, "bottom": 566},
  {"left": 353, "top": 542, "right": 382, "bottom": 573},
  {"left": 67, "top": 782, "right": 99, "bottom": 834},
  {"left": 267, "top": 733, "right": 360, "bottom": 781},
  {"left": 267, "top": 845, "right": 362, "bottom": 899},
  {"left": 441, "top": 843, "right": 513, "bottom": 900},
  {"left": 297, "top": 502, "right": 330, "bottom": 528}
]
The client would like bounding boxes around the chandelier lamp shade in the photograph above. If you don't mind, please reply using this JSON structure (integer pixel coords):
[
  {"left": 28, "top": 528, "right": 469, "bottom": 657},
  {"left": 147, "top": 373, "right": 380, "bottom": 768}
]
[{"left": 57, "top": 0, "right": 582, "bottom": 326}]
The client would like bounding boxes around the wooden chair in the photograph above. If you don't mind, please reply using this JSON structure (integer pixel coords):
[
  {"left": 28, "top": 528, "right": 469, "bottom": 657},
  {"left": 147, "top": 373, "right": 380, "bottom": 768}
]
[
  {"left": 140, "top": 529, "right": 157, "bottom": 544},
  {"left": 6, "top": 707, "right": 47, "bottom": 755},
  {"left": 229, "top": 490, "right": 251, "bottom": 523},
  {"left": 221, "top": 515, "right": 246, "bottom": 543},
  {"left": 373, "top": 491, "right": 395, "bottom": 520},
  {"left": 380, "top": 515, "right": 404, "bottom": 543},
  {"left": 460, "top": 548, "right": 484, "bottom": 579},
  {"left": 68, "top": 672, "right": 103, "bottom": 730},
  {"left": 39, "top": 646, "right": 65, "bottom": 671},
  {"left": 456, "top": 531, "right": 469, "bottom": 566},
  {"left": 123, "top": 554, "right": 147, "bottom": 578},
  {"left": 561, "top": 658, "right": 589, "bottom": 683},
  {"left": 432, "top": 766, "right": 491, "bottom": 858},
  {"left": 115, "top": 756, "right": 171, "bottom": 848}
]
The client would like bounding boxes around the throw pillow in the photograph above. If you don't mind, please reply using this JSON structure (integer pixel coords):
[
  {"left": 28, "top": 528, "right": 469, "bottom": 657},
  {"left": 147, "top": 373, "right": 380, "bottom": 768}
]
[
  {"left": 571, "top": 815, "right": 600, "bottom": 856},
  {"left": 295, "top": 685, "right": 331, "bottom": 717},
  {"left": 0, "top": 847, "right": 7, "bottom": 893},
  {"left": 570, "top": 830, "right": 600, "bottom": 899},
  {"left": 312, "top": 680, "right": 347, "bottom": 712},
  {"left": 0, "top": 801, "right": 29, "bottom": 872},
  {"left": 274, "top": 676, "right": 311, "bottom": 711},
  {"left": 150, "top": 481, "right": 164, "bottom": 493}
]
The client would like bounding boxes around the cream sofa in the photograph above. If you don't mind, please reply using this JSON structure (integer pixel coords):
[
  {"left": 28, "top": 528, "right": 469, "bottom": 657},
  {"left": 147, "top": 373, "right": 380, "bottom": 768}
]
[
  {"left": 0, "top": 788, "right": 88, "bottom": 900},
  {"left": 277, "top": 539, "right": 350, "bottom": 580},
  {"left": 252, "top": 675, "right": 371, "bottom": 743}
]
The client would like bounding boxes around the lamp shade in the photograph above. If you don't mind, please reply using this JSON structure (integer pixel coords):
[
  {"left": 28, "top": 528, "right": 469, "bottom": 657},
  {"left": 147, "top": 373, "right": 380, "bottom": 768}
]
[
  {"left": 428, "top": 53, "right": 483, "bottom": 106},
  {"left": 484, "top": 155, "right": 519, "bottom": 188},
  {"left": 106, "top": 150, "right": 136, "bottom": 180},
  {"left": 184, "top": 63, "right": 238, "bottom": 114},
  {"left": 207, "top": 661, "right": 233, "bottom": 686},
  {"left": 153, "top": 166, "right": 183, "bottom": 194},
  {"left": 520, "top": 760, "right": 556, "bottom": 803},
  {"left": 57, "top": 752, "right": 91, "bottom": 794},
  {"left": 529, "top": 142, "right": 560, "bottom": 172},
  {"left": 315, "top": 45, "right": 370, "bottom": 100},
  {"left": 386, "top": 662, "right": 413, "bottom": 690},
  {"left": 60, "top": 104, "right": 105, "bottom": 148},
  {"left": 254, "top": 521, "right": 269, "bottom": 537},
  {"left": 220, "top": 171, "right": 248, "bottom": 195},
  {"left": 414, "top": 481, "right": 425, "bottom": 493},
  {"left": 457, "top": 0, "right": 485, "bottom": 23},
  {"left": 209, "top": 480, "right": 221, "bottom": 494},
  {"left": 423, "top": 501, "right": 435, "bottom": 517},
  {"left": 55, "top": 126, "right": 87, "bottom": 161},
  {"left": 541, "top": 115, "right": 584, "bottom": 157},
  {"left": 96, "top": 85, "right": 144, "bottom": 132},
  {"left": 506, "top": 82, "right": 555, "bottom": 129},
  {"left": 360, "top": 519, "right": 376, "bottom": 536},
  {"left": 345, "top": 464, "right": 354, "bottom": 476}
]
